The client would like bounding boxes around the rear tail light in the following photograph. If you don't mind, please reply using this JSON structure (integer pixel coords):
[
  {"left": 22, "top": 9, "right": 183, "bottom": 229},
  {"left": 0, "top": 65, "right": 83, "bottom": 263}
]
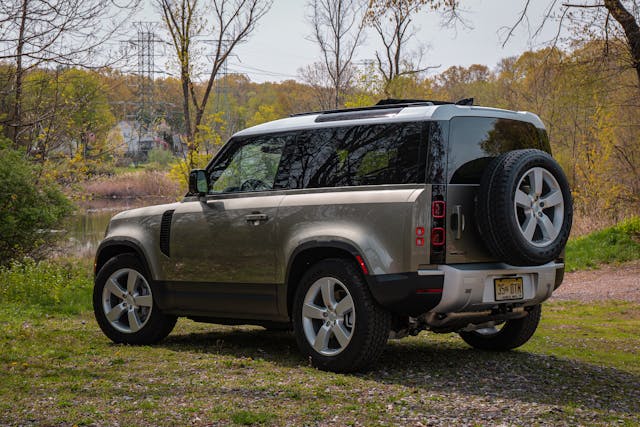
[
  {"left": 432, "top": 201, "right": 446, "bottom": 218},
  {"left": 431, "top": 227, "right": 445, "bottom": 246},
  {"left": 430, "top": 193, "right": 446, "bottom": 263}
]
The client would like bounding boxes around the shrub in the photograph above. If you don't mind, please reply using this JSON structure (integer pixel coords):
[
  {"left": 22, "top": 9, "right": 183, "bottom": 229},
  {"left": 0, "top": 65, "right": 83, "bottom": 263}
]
[
  {"left": 146, "top": 147, "right": 175, "bottom": 169},
  {"left": 566, "top": 216, "right": 640, "bottom": 271},
  {"left": 0, "top": 147, "right": 72, "bottom": 263},
  {"left": 0, "top": 258, "right": 92, "bottom": 314}
]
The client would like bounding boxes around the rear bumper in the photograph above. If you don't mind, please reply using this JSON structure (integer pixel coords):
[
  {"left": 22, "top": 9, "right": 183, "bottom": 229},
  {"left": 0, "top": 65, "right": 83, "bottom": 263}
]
[
  {"left": 367, "top": 262, "right": 564, "bottom": 317},
  {"left": 423, "top": 262, "right": 564, "bottom": 314},
  {"left": 367, "top": 273, "right": 444, "bottom": 316}
]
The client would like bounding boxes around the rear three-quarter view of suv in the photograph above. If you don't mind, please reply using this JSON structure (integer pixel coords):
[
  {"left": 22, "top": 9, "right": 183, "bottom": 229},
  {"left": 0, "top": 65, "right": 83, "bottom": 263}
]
[{"left": 93, "top": 99, "right": 573, "bottom": 372}]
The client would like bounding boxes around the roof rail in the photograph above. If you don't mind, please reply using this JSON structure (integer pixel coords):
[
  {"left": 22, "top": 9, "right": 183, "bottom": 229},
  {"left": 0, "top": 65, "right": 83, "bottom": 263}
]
[{"left": 290, "top": 97, "right": 473, "bottom": 118}]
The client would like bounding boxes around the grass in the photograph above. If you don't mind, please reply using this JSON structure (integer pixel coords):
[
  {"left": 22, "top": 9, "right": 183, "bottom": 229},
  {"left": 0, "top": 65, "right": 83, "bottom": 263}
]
[
  {"left": 0, "top": 215, "right": 638, "bottom": 425},
  {"left": 77, "top": 170, "right": 181, "bottom": 200},
  {"left": 0, "top": 257, "right": 93, "bottom": 315},
  {"left": 565, "top": 216, "right": 640, "bottom": 271},
  {"left": 0, "top": 301, "right": 638, "bottom": 426}
]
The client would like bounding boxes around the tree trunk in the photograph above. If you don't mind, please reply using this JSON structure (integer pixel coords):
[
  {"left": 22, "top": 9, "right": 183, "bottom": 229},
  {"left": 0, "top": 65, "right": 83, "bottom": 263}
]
[
  {"left": 11, "top": 0, "right": 29, "bottom": 146},
  {"left": 603, "top": 0, "right": 640, "bottom": 88}
]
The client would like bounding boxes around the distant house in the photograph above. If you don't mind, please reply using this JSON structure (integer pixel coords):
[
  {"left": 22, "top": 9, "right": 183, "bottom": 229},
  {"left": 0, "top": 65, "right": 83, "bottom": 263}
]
[{"left": 115, "top": 121, "right": 172, "bottom": 159}]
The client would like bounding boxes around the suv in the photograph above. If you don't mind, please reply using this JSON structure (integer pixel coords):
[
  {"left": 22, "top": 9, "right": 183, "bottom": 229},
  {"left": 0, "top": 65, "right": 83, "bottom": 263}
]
[{"left": 93, "top": 100, "right": 572, "bottom": 372}]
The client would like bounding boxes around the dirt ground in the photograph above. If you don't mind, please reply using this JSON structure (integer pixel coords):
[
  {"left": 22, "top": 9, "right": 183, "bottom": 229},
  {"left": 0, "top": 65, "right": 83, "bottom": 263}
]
[{"left": 552, "top": 260, "right": 640, "bottom": 303}]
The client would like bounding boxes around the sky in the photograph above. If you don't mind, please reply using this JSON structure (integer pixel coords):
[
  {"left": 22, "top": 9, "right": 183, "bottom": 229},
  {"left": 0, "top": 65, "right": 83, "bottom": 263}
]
[{"left": 138, "top": 0, "right": 564, "bottom": 83}]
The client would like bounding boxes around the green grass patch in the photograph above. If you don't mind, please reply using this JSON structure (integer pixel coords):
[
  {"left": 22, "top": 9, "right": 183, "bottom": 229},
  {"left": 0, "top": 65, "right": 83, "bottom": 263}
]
[
  {"left": 566, "top": 216, "right": 640, "bottom": 271},
  {"left": 231, "top": 409, "right": 276, "bottom": 425},
  {"left": 0, "top": 257, "right": 92, "bottom": 315},
  {"left": 0, "top": 301, "right": 638, "bottom": 426}
]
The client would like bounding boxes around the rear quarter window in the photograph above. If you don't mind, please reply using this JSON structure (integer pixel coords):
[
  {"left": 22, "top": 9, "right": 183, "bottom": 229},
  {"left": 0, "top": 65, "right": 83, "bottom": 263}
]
[
  {"left": 448, "top": 117, "right": 550, "bottom": 184},
  {"left": 275, "top": 122, "right": 426, "bottom": 189}
]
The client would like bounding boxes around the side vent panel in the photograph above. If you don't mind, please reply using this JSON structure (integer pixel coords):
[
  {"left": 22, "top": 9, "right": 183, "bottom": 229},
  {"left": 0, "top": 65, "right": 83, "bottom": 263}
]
[{"left": 159, "top": 210, "right": 175, "bottom": 257}]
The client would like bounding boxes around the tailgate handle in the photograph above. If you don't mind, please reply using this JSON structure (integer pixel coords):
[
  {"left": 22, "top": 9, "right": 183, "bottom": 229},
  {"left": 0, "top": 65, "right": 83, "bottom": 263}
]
[{"left": 454, "top": 205, "right": 465, "bottom": 239}]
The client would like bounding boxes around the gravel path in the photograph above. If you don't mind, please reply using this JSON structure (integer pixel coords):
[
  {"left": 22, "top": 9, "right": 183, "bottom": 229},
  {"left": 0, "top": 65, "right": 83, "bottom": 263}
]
[{"left": 552, "top": 260, "right": 640, "bottom": 303}]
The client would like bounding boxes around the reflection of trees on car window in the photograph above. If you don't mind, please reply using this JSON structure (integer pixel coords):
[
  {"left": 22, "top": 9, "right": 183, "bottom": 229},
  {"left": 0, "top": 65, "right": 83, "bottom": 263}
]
[
  {"left": 276, "top": 122, "right": 425, "bottom": 189},
  {"left": 480, "top": 119, "right": 540, "bottom": 155},
  {"left": 209, "top": 134, "right": 289, "bottom": 193}
]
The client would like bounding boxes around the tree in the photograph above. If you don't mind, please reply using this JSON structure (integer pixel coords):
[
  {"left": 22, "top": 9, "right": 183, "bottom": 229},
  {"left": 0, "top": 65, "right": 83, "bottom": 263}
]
[
  {"left": 157, "top": 0, "right": 272, "bottom": 169},
  {"left": 17, "top": 69, "right": 116, "bottom": 171},
  {"left": 0, "top": 0, "right": 139, "bottom": 147},
  {"left": 303, "top": 0, "right": 367, "bottom": 108},
  {"left": 0, "top": 137, "right": 72, "bottom": 263},
  {"left": 507, "top": 0, "right": 640, "bottom": 90},
  {"left": 366, "top": 0, "right": 462, "bottom": 94}
]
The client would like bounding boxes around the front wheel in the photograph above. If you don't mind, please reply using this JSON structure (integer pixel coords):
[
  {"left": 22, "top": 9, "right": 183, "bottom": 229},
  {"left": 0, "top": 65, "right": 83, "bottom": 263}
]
[
  {"left": 93, "top": 253, "right": 176, "bottom": 345},
  {"left": 293, "top": 259, "right": 391, "bottom": 372},
  {"left": 458, "top": 305, "right": 541, "bottom": 351}
]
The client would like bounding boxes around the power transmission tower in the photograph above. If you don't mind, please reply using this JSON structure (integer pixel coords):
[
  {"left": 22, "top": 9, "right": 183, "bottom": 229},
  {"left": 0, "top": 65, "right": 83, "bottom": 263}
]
[
  {"left": 134, "top": 22, "right": 159, "bottom": 126},
  {"left": 121, "top": 22, "right": 164, "bottom": 160}
]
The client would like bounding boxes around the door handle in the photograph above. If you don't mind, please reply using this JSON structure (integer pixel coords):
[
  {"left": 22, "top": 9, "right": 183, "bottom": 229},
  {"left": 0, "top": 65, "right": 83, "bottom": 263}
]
[
  {"left": 245, "top": 213, "right": 269, "bottom": 224},
  {"left": 455, "top": 205, "right": 465, "bottom": 239}
]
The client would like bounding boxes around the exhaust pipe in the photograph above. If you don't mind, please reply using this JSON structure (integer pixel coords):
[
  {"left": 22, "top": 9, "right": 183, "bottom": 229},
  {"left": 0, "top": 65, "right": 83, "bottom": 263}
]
[{"left": 424, "top": 307, "right": 528, "bottom": 331}]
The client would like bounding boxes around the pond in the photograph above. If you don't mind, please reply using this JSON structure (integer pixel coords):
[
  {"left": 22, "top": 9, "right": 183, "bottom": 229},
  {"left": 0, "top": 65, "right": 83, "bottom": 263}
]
[{"left": 63, "top": 197, "right": 175, "bottom": 258}]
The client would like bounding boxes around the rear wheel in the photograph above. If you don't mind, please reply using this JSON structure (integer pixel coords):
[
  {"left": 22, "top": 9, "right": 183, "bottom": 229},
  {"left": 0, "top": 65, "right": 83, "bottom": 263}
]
[
  {"left": 93, "top": 253, "right": 176, "bottom": 345},
  {"left": 293, "top": 258, "right": 391, "bottom": 372},
  {"left": 458, "top": 305, "right": 541, "bottom": 351},
  {"left": 476, "top": 149, "right": 572, "bottom": 266}
]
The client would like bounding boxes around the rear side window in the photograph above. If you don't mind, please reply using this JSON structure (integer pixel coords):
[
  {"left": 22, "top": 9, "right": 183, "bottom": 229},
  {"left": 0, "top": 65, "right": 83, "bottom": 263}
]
[
  {"left": 448, "top": 117, "right": 550, "bottom": 184},
  {"left": 275, "top": 122, "right": 426, "bottom": 189}
]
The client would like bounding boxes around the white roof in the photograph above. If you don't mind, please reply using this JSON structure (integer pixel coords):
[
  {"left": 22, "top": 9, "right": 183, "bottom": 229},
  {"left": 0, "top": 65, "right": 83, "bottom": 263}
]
[{"left": 233, "top": 104, "right": 545, "bottom": 138}]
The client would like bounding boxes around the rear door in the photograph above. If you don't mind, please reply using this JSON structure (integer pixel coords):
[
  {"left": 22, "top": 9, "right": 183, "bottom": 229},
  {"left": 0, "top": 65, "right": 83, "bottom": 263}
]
[{"left": 445, "top": 117, "right": 549, "bottom": 263}]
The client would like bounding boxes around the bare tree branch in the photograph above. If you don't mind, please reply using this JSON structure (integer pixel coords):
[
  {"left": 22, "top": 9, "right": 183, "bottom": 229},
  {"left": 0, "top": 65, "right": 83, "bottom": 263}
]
[
  {"left": 157, "top": 0, "right": 272, "bottom": 168},
  {"left": 302, "top": 0, "right": 367, "bottom": 108}
]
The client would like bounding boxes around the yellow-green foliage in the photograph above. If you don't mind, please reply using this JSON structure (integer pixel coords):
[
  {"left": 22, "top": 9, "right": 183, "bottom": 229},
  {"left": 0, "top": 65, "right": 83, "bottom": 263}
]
[
  {"left": 0, "top": 258, "right": 92, "bottom": 314},
  {"left": 566, "top": 216, "right": 640, "bottom": 271},
  {"left": 0, "top": 145, "right": 72, "bottom": 262}
]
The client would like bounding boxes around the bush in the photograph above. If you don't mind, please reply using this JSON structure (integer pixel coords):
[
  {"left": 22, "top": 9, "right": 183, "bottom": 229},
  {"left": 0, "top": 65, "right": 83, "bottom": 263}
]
[
  {"left": 0, "top": 258, "right": 92, "bottom": 314},
  {"left": 565, "top": 216, "right": 640, "bottom": 271},
  {"left": 0, "top": 147, "right": 72, "bottom": 263},
  {"left": 147, "top": 147, "right": 175, "bottom": 169}
]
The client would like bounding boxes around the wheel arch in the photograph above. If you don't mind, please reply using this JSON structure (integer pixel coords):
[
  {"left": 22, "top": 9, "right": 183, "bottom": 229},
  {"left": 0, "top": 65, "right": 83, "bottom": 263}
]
[
  {"left": 284, "top": 241, "right": 367, "bottom": 319},
  {"left": 95, "top": 238, "right": 153, "bottom": 280}
]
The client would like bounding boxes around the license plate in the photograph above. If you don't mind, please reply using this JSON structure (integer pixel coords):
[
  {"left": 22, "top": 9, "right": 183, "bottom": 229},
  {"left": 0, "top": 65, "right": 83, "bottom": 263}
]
[{"left": 494, "top": 277, "right": 524, "bottom": 301}]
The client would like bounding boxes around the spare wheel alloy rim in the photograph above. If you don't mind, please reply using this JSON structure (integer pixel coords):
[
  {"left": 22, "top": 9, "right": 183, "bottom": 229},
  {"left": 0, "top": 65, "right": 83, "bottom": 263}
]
[
  {"left": 102, "top": 268, "right": 153, "bottom": 333},
  {"left": 301, "top": 277, "right": 355, "bottom": 356},
  {"left": 513, "top": 166, "right": 565, "bottom": 248}
]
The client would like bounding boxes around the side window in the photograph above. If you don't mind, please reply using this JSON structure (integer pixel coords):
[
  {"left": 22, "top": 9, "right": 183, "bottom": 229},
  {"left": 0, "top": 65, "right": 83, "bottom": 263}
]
[
  {"left": 208, "top": 134, "right": 289, "bottom": 193},
  {"left": 448, "top": 117, "right": 548, "bottom": 184},
  {"left": 275, "top": 123, "right": 425, "bottom": 189}
]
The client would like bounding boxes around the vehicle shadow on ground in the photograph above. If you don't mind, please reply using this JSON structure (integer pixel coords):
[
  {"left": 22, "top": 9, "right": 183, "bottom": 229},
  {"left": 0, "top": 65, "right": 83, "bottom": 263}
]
[
  {"left": 379, "top": 340, "right": 640, "bottom": 418},
  {"left": 161, "top": 326, "right": 640, "bottom": 418}
]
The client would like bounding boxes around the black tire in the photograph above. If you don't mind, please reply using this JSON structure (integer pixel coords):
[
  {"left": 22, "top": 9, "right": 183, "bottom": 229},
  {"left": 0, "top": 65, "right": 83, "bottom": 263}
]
[
  {"left": 476, "top": 149, "right": 573, "bottom": 266},
  {"left": 93, "top": 253, "right": 177, "bottom": 345},
  {"left": 459, "top": 305, "right": 541, "bottom": 351},
  {"left": 292, "top": 258, "right": 391, "bottom": 373}
]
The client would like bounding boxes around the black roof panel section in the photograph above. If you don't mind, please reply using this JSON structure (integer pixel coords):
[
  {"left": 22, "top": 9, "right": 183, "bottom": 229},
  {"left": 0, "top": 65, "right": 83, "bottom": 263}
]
[{"left": 291, "top": 98, "right": 474, "bottom": 123}]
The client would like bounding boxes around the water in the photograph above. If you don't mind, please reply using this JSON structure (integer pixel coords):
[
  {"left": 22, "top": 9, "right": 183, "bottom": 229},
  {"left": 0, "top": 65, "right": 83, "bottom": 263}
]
[
  {"left": 63, "top": 197, "right": 174, "bottom": 258},
  {"left": 64, "top": 210, "right": 115, "bottom": 258}
]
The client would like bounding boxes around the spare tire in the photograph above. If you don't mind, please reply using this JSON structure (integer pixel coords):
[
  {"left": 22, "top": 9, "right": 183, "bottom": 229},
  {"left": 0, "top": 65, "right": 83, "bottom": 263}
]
[{"left": 476, "top": 149, "right": 572, "bottom": 266}]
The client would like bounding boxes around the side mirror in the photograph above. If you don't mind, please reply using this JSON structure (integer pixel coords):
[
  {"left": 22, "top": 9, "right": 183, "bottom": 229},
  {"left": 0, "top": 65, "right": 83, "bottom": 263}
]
[{"left": 188, "top": 169, "right": 208, "bottom": 196}]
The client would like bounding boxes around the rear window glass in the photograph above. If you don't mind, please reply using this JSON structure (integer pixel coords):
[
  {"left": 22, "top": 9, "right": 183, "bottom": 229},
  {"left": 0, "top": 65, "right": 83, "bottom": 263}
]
[
  {"left": 275, "top": 122, "right": 426, "bottom": 189},
  {"left": 448, "top": 117, "right": 550, "bottom": 184}
]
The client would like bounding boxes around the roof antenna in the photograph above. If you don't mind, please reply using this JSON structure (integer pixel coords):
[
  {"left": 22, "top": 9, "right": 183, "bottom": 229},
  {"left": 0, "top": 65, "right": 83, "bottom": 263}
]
[{"left": 455, "top": 98, "right": 474, "bottom": 106}]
